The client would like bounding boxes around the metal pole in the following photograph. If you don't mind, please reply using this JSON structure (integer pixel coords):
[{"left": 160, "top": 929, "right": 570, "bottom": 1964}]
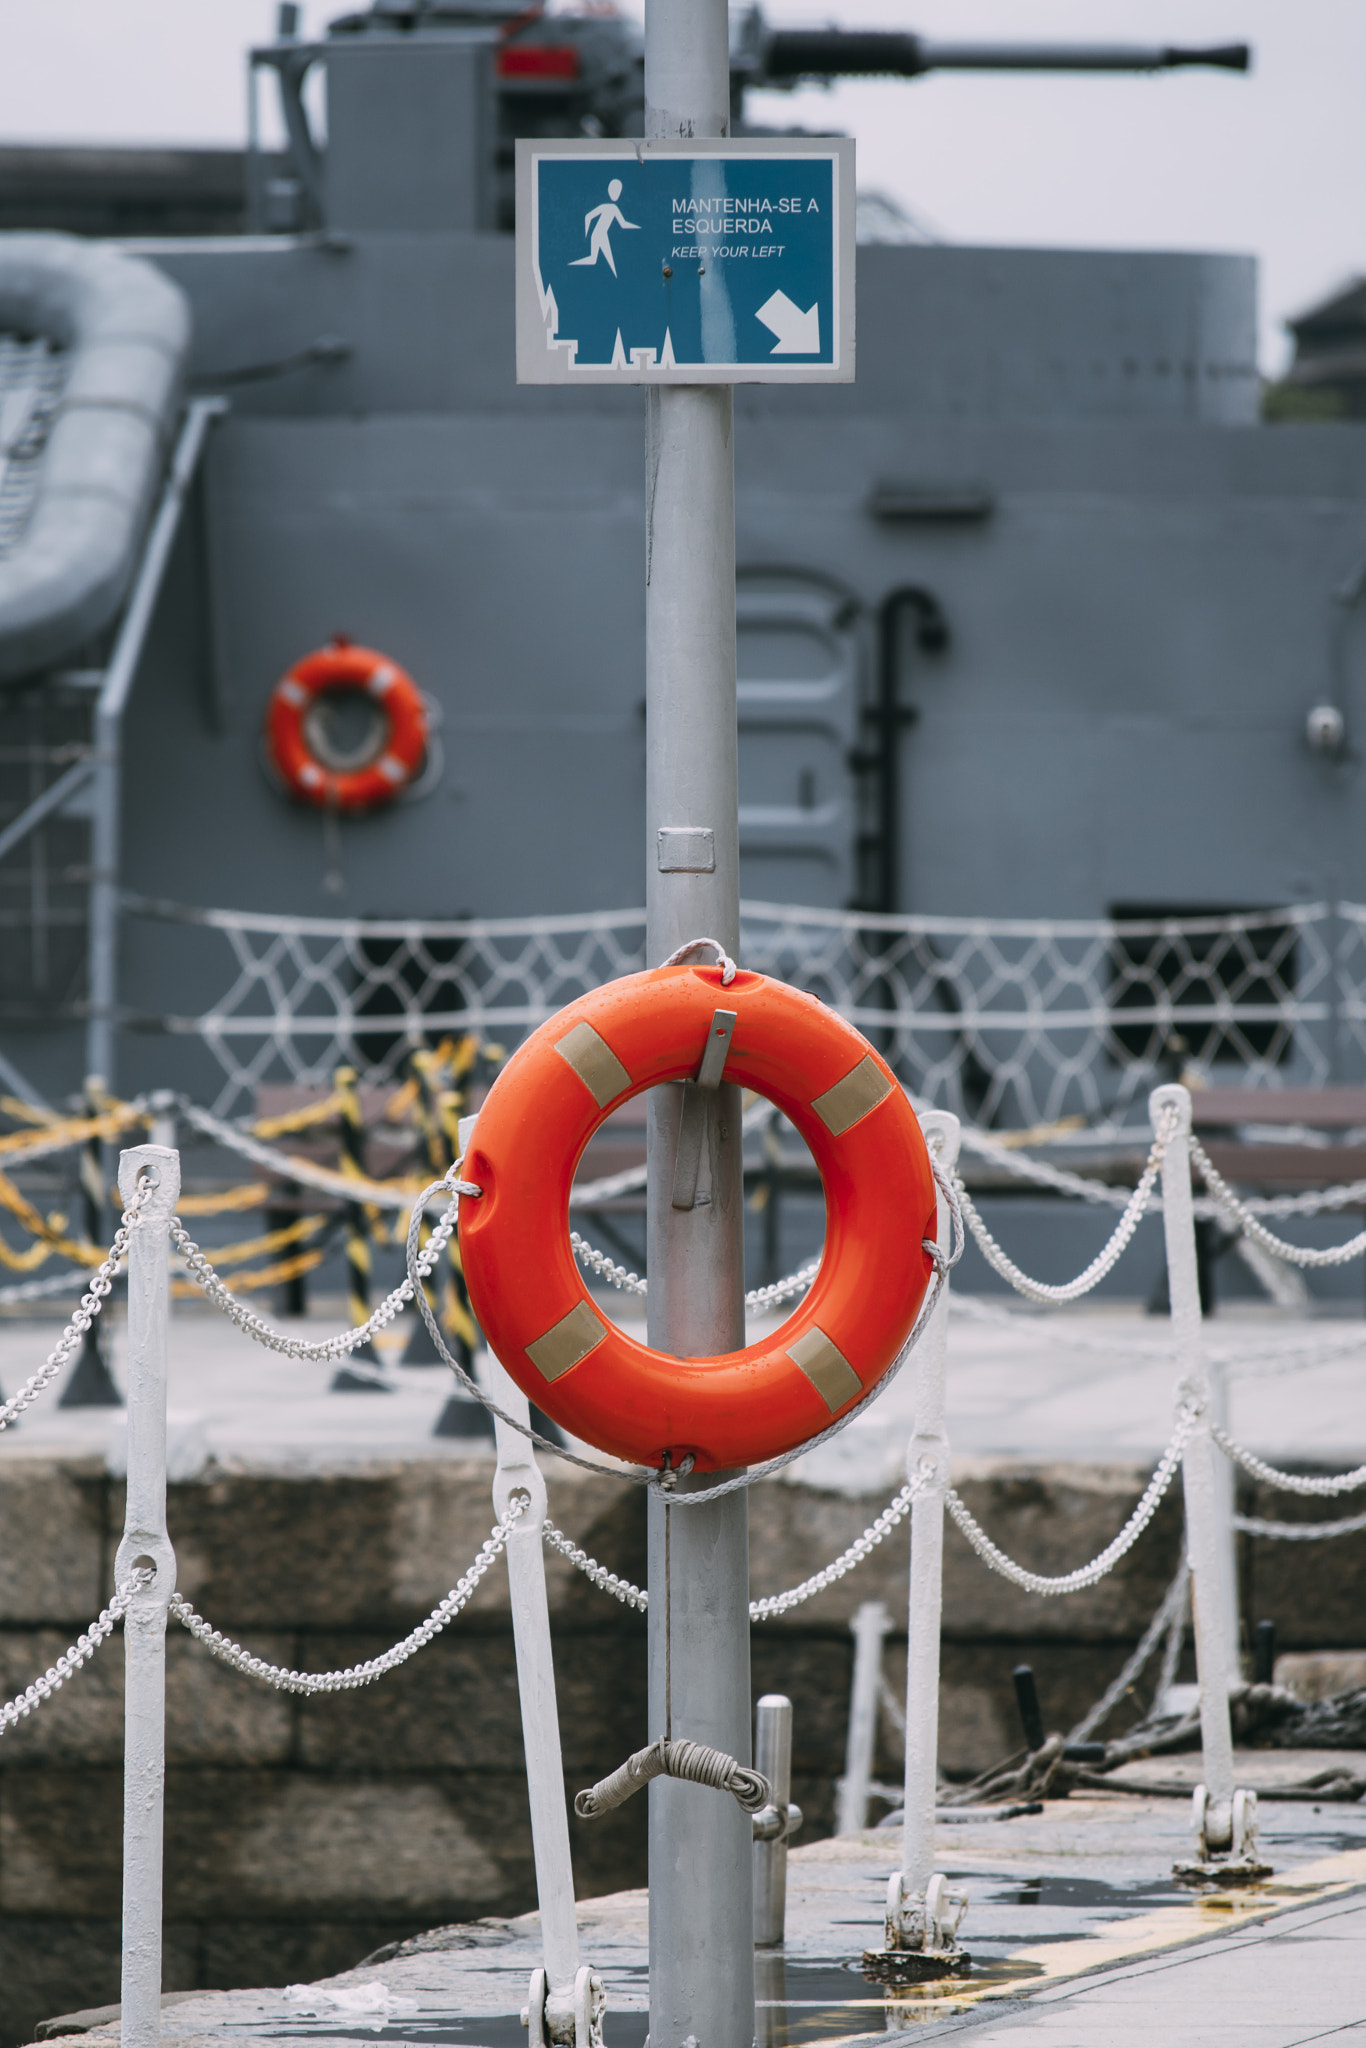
[
  {"left": 87, "top": 397, "right": 226, "bottom": 1091},
  {"left": 486, "top": 1354, "right": 602, "bottom": 2047},
  {"left": 642, "top": 0, "right": 748, "bottom": 2040},
  {"left": 899, "top": 1110, "right": 959, "bottom": 1917},
  {"left": 1151, "top": 1087, "right": 1237, "bottom": 1825},
  {"left": 753, "top": 1694, "right": 798, "bottom": 1948},
  {"left": 837, "top": 1601, "right": 889, "bottom": 1836},
  {"left": 115, "top": 1142, "right": 179, "bottom": 2048}
]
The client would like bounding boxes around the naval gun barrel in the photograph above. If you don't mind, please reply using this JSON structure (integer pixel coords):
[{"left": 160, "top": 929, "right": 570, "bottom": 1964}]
[{"left": 760, "top": 32, "right": 1251, "bottom": 83}]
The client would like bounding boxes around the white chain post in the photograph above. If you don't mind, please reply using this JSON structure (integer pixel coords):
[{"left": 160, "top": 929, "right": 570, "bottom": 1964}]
[
  {"left": 1151, "top": 1087, "right": 1268, "bottom": 1882},
  {"left": 486, "top": 1353, "right": 604, "bottom": 2048},
  {"left": 870, "top": 1112, "right": 968, "bottom": 1978},
  {"left": 836, "top": 1601, "right": 889, "bottom": 1836},
  {"left": 752, "top": 1694, "right": 802, "bottom": 1948},
  {"left": 115, "top": 1143, "right": 180, "bottom": 2048}
]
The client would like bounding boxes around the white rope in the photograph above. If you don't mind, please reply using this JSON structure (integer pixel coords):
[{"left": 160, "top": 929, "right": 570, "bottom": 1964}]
[
  {"left": 662, "top": 937, "right": 737, "bottom": 984},
  {"left": 1190, "top": 1135, "right": 1366, "bottom": 1268},
  {"left": 0, "top": 1591, "right": 128, "bottom": 1733},
  {"left": 952, "top": 1113, "right": 1173, "bottom": 1304},
  {"left": 171, "top": 1500, "right": 524, "bottom": 1691},
  {"left": 1068, "top": 1563, "right": 1189, "bottom": 1741},
  {"left": 170, "top": 1180, "right": 472, "bottom": 1362},
  {"left": 545, "top": 1473, "right": 925, "bottom": 1619},
  {"left": 0, "top": 1099, "right": 149, "bottom": 1170},
  {"left": 945, "top": 1407, "right": 1195, "bottom": 1595},
  {"left": 0, "top": 1181, "right": 154, "bottom": 1430},
  {"left": 570, "top": 1232, "right": 821, "bottom": 1314},
  {"left": 1234, "top": 1508, "right": 1366, "bottom": 1540},
  {"left": 176, "top": 1097, "right": 443, "bottom": 1212},
  {"left": 1212, "top": 1425, "right": 1366, "bottom": 1497}
]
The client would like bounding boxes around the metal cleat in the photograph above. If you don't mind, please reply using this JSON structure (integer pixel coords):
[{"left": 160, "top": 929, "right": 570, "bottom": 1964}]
[
  {"left": 523, "top": 1966, "right": 606, "bottom": 2048},
  {"left": 1172, "top": 1784, "right": 1273, "bottom": 1888},
  {"left": 861, "top": 1869, "right": 970, "bottom": 1983}
]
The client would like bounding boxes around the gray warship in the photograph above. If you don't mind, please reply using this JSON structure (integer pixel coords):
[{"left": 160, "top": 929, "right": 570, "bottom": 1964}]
[{"left": 1, "top": 4, "right": 1363, "bottom": 1303}]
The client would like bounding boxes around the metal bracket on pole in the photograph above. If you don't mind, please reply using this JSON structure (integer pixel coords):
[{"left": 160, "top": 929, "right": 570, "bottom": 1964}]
[
  {"left": 487, "top": 1353, "right": 605, "bottom": 2048},
  {"left": 671, "top": 1006, "right": 738, "bottom": 1210},
  {"left": 115, "top": 1143, "right": 180, "bottom": 2048},
  {"left": 864, "top": 1111, "right": 970, "bottom": 1982},
  {"left": 752, "top": 1694, "right": 803, "bottom": 1948},
  {"left": 1152, "top": 1086, "right": 1272, "bottom": 1889}
]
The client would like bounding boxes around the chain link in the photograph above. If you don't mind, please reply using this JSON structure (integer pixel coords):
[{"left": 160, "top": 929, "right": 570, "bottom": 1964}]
[
  {"left": 170, "top": 1500, "right": 525, "bottom": 1692},
  {"left": 542, "top": 1473, "right": 926, "bottom": 1620},
  {"left": 0, "top": 1591, "right": 129, "bottom": 1733},
  {"left": 570, "top": 1231, "right": 821, "bottom": 1314},
  {"left": 952, "top": 1113, "right": 1173, "bottom": 1304},
  {"left": 1234, "top": 1508, "right": 1366, "bottom": 1540},
  {"left": 0, "top": 1178, "right": 156, "bottom": 1430},
  {"left": 1190, "top": 1135, "right": 1366, "bottom": 1268},
  {"left": 169, "top": 1181, "right": 467, "bottom": 1362},
  {"left": 945, "top": 1406, "right": 1195, "bottom": 1595},
  {"left": 1211, "top": 1424, "right": 1366, "bottom": 1497}
]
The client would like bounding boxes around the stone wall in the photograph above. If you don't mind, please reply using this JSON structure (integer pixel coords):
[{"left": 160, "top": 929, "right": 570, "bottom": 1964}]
[{"left": 0, "top": 1451, "right": 1354, "bottom": 2047}]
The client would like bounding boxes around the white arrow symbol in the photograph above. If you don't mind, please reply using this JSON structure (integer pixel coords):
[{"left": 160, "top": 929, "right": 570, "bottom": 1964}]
[{"left": 755, "top": 290, "right": 820, "bottom": 354}]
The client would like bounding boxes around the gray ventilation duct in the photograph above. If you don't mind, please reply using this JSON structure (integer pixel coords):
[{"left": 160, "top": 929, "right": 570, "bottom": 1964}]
[{"left": 0, "top": 233, "right": 190, "bottom": 683}]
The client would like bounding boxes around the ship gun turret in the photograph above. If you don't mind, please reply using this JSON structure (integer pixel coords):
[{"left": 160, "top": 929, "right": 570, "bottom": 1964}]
[{"left": 247, "top": 2, "right": 1249, "bottom": 236}]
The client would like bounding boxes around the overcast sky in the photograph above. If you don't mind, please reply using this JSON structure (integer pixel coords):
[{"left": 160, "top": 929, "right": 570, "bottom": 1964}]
[{"left": 1, "top": 0, "right": 1362, "bottom": 371}]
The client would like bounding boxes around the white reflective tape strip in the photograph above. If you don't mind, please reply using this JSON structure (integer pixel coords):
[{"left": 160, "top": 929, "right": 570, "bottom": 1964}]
[
  {"left": 786, "top": 1326, "right": 861, "bottom": 1412},
  {"left": 376, "top": 754, "right": 407, "bottom": 784},
  {"left": 368, "top": 664, "right": 398, "bottom": 696},
  {"left": 554, "top": 1022, "right": 631, "bottom": 1108},
  {"left": 278, "top": 679, "right": 307, "bottom": 707},
  {"left": 810, "top": 1055, "right": 892, "bottom": 1137},
  {"left": 299, "top": 764, "right": 325, "bottom": 787},
  {"left": 526, "top": 1301, "right": 607, "bottom": 1382}
]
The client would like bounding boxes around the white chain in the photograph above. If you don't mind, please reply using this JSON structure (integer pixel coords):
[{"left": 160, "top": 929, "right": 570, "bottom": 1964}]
[
  {"left": 1190, "top": 1136, "right": 1366, "bottom": 1268},
  {"left": 945, "top": 1406, "right": 1195, "bottom": 1595},
  {"left": 0, "top": 1591, "right": 129, "bottom": 1733},
  {"left": 0, "top": 1180, "right": 154, "bottom": 1430},
  {"left": 169, "top": 1180, "right": 469, "bottom": 1361},
  {"left": 542, "top": 1473, "right": 925, "bottom": 1620},
  {"left": 748, "top": 1474, "right": 924, "bottom": 1618},
  {"left": 569, "top": 1233, "right": 647, "bottom": 1297},
  {"left": 170, "top": 1500, "right": 525, "bottom": 1692},
  {"left": 1234, "top": 1508, "right": 1366, "bottom": 1540},
  {"left": 952, "top": 1114, "right": 1172, "bottom": 1304},
  {"left": 570, "top": 1232, "right": 820, "bottom": 1314},
  {"left": 1211, "top": 1424, "right": 1366, "bottom": 1497},
  {"left": 542, "top": 1519, "right": 649, "bottom": 1611}
]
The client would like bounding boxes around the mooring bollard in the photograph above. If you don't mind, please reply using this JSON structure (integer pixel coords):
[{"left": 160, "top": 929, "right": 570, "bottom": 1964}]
[
  {"left": 1151, "top": 1085, "right": 1267, "bottom": 1881},
  {"left": 870, "top": 1109, "right": 968, "bottom": 1977},
  {"left": 116, "top": 1143, "right": 179, "bottom": 2048},
  {"left": 486, "top": 1354, "right": 604, "bottom": 2048},
  {"left": 753, "top": 1694, "right": 801, "bottom": 1947}
]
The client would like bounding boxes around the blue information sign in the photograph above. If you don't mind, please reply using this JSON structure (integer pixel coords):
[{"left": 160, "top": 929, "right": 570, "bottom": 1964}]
[{"left": 516, "top": 138, "right": 854, "bottom": 385}]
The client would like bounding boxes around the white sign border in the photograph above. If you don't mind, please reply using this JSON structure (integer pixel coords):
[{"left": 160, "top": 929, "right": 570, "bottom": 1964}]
[{"left": 515, "top": 136, "right": 855, "bottom": 386}]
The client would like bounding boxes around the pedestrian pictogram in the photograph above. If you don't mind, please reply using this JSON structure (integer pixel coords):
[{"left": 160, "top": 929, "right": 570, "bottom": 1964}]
[
  {"left": 569, "top": 179, "right": 640, "bottom": 275},
  {"left": 515, "top": 136, "right": 854, "bottom": 385}
]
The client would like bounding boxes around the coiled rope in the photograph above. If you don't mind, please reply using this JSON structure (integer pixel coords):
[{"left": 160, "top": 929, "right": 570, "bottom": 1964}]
[{"left": 574, "top": 1736, "right": 769, "bottom": 1819}]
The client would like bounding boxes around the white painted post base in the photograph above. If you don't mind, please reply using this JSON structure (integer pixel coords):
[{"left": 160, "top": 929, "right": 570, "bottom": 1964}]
[
  {"left": 862, "top": 1112, "right": 970, "bottom": 1983},
  {"left": 1151, "top": 1086, "right": 1270, "bottom": 1888},
  {"left": 486, "top": 1353, "right": 605, "bottom": 2048}
]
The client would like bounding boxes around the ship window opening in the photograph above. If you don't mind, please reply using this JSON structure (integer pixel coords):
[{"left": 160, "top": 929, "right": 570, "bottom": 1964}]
[
  {"left": 1107, "top": 903, "right": 1297, "bottom": 1069},
  {"left": 302, "top": 688, "right": 389, "bottom": 773}
]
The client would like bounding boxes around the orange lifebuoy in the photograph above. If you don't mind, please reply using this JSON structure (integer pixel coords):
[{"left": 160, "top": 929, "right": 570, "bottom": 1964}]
[
  {"left": 264, "top": 638, "right": 428, "bottom": 813},
  {"left": 458, "top": 962, "right": 936, "bottom": 1472}
]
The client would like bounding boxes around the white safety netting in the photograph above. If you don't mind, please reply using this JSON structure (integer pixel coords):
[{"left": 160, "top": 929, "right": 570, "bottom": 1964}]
[{"left": 124, "top": 895, "right": 1341, "bottom": 1119}]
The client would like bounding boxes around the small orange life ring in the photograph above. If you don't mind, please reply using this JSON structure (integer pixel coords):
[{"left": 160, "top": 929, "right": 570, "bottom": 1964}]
[
  {"left": 458, "top": 962, "right": 936, "bottom": 1472},
  {"left": 264, "top": 638, "right": 428, "bottom": 813}
]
